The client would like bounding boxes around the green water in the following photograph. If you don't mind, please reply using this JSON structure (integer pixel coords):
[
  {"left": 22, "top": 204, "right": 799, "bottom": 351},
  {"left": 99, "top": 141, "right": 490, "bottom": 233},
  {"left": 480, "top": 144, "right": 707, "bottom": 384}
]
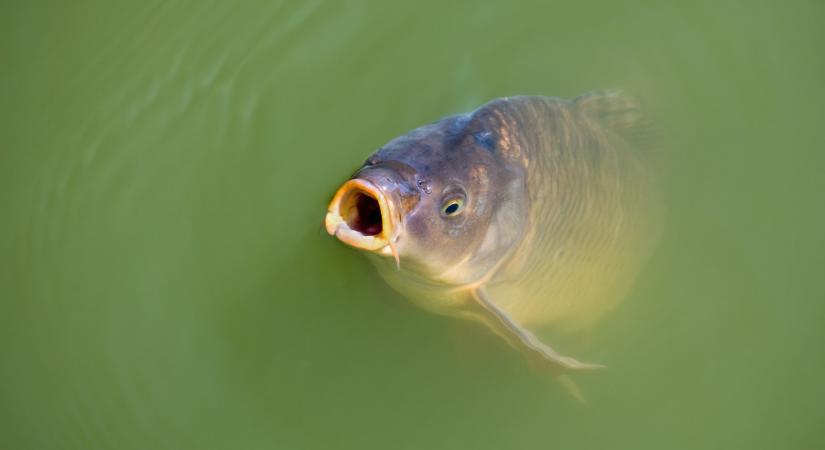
[{"left": 2, "top": 1, "right": 824, "bottom": 449}]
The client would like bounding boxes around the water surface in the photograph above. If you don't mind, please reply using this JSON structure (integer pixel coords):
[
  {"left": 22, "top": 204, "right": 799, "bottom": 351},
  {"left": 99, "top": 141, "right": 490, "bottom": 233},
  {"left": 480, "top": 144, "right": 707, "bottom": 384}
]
[{"left": 2, "top": 1, "right": 824, "bottom": 449}]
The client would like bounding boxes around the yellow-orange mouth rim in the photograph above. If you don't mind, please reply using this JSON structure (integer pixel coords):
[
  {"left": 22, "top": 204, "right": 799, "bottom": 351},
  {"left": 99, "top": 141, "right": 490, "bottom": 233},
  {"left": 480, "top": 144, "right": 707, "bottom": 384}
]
[{"left": 325, "top": 178, "right": 398, "bottom": 253}]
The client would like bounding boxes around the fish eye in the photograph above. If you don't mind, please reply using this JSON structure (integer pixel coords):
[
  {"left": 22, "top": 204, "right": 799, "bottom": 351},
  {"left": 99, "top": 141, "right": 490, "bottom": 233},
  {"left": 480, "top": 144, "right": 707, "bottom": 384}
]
[{"left": 441, "top": 197, "right": 465, "bottom": 216}]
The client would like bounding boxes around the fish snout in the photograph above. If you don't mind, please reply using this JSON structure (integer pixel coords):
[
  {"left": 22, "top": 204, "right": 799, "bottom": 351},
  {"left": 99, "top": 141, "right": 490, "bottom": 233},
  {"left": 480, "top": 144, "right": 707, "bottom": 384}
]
[{"left": 325, "top": 178, "right": 397, "bottom": 251}]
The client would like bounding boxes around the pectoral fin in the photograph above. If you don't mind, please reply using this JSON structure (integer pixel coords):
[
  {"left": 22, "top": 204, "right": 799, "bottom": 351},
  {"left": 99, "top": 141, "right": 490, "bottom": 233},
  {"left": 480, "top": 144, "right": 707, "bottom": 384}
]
[{"left": 467, "top": 287, "right": 604, "bottom": 373}]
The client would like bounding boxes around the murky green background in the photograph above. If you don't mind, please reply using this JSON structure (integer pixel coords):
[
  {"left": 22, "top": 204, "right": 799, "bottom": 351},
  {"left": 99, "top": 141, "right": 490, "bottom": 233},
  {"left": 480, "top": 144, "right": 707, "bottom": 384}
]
[{"left": 2, "top": 1, "right": 824, "bottom": 449}]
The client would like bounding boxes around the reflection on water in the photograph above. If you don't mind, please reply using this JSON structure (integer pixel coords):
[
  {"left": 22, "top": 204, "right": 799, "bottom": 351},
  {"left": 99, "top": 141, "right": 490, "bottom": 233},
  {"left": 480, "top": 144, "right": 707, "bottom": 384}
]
[{"left": 2, "top": 1, "right": 824, "bottom": 449}]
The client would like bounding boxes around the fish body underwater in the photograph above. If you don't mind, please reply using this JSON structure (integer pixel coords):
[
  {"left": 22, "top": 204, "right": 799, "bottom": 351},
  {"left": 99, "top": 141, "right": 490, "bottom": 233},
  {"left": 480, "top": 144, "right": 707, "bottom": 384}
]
[{"left": 325, "top": 91, "right": 662, "bottom": 373}]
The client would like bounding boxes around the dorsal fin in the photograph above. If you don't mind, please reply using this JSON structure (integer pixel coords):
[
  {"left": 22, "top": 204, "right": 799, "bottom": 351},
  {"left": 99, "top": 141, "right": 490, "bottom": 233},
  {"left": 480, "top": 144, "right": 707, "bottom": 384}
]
[{"left": 574, "top": 89, "right": 658, "bottom": 155}]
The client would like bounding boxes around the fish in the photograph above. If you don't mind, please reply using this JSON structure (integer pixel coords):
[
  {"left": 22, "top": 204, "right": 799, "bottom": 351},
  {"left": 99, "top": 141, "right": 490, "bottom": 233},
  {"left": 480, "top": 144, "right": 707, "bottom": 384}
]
[{"left": 325, "top": 90, "right": 662, "bottom": 375}]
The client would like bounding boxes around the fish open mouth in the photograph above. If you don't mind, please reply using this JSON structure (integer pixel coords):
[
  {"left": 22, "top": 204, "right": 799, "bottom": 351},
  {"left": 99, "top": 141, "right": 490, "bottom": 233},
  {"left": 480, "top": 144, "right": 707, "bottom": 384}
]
[
  {"left": 346, "top": 191, "right": 382, "bottom": 236},
  {"left": 325, "top": 179, "right": 396, "bottom": 251}
]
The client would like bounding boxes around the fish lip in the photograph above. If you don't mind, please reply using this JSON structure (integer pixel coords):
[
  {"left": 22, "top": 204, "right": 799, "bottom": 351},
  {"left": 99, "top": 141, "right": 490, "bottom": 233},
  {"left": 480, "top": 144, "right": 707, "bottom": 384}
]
[{"left": 325, "top": 178, "right": 398, "bottom": 252}]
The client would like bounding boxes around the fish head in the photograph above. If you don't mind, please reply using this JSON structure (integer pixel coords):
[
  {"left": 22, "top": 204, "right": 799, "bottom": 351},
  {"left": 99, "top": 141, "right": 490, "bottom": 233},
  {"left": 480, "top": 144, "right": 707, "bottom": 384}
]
[{"left": 325, "top": 107, "right": 529, "bottom": 286}]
